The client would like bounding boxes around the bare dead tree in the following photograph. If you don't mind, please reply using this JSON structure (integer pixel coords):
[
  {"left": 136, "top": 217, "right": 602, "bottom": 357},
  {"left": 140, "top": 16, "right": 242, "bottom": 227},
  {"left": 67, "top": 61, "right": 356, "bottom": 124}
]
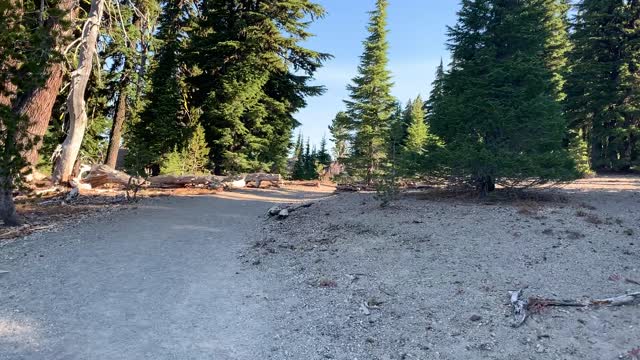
[{"left": 52, "top": 0, "right": 105, "bottom": 184}]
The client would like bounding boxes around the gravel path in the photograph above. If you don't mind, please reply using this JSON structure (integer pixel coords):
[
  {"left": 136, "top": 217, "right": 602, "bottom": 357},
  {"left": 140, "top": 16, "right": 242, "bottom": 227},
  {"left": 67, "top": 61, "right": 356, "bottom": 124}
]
[{"left": 0, "top": 188, "right": 329, "bottom": 360}]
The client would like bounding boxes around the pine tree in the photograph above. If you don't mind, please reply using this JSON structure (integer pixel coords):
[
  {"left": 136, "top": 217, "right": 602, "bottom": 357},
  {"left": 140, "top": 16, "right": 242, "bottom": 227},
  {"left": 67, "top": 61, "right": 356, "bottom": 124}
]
[
  {"left": 400, "top": 96, "right": 441, "bottom": 176},
  {"left": 188, "top": 0, "right": 329, "bottom": 175},
  {"left": 328, "top": 111, "right": 351, "bottom": 162},
  {"left": 389, "top": 101, "right": 405, "bottom": 147},
  {"left": 104, "top": 0, "right": 160, "bottom": 169},
  {"left": 568, "top": 129, "right": 592, "bottom": 175},
  {"left": 1, "top": 0, "right": 58, "bottom": 225},
  {"left": 294, "top": 132, "right": 303, "bottom": 160},
  {"left": 428, "top": 0, "right": 576, "bottom": 195},
  {"left": 304, "top": 139, "right": 316, "bottom": 179},
  {"left": 317, "top": 135, "right": 332, "bottom": 166},
  {"left": 291, "top": 138, "right": 319, "bottom": 180},
  {"left": 404, "top": 96, "right": 428, "bottom": 154},
  {"left": 126, "top": 0, "right": 194, "bottom": 174},
  {"left": 566, "top": 0, "right": 640, "bottom": 171},
  {"left": 542, "top": 0, "right": 572, "bottom": 102},
  {"left": 161, "top": 121, "right": 210, "bottom": 176},
  {"left": 182, "top": 121, "right": 210, "bottom": 175},
  {"left": 344, "top": 0, "right": 396, "bottom": 184},
  {"left": 426, "top": 59, "right": 445, "bottom": 117}
]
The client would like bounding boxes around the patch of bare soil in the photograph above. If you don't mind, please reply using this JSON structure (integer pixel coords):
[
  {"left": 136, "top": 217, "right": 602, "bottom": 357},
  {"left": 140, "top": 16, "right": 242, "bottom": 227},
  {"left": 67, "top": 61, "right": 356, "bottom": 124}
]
[
  {"left": 0, "top": 191, "right": 134, "bottom": 241},
  {"left": 250, "top": 176, "right": 640, "bottom": 360}
]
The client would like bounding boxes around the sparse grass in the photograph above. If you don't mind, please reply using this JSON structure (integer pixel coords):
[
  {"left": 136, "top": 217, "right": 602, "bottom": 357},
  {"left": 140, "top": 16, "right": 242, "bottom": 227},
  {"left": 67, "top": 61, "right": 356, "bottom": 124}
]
[
  {"left": 575, "top": 209, "right": 588, "bottom": 217},
  {"left": 585, "top": 213, "right": 604, "bottom": 225},
  {"left": 517, "top": 203, "right": 540, "bottom": 216},
  {"left": 578, "top": 202, "right": 597, "bottom": 210},
  {"left": 565, "top": 230, "right": 585, "bottom": 240},
  {"left": 318, "top": 277, "right": 338, "bottom": 288}
]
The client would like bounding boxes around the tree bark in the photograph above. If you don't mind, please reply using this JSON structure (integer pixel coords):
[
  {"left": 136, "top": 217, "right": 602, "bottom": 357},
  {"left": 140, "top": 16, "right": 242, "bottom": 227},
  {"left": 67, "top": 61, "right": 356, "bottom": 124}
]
[
  {"left": 104, "top": 83, "right": 127, "bottom": 168},
  {"left": 16, "top": 0, "right": 77, "bottom": 169},
  {"left": 18, "top": 63, "right": 66, "bottom": 167},
  {"left": 52, "top": 0, "right": 104, "bottom": 184},
  {"left": 105, "top": 12, "right": 142, "bottom": 169},
  {"left": 0, "top": 180, "right": 21, "bottom": 226}
]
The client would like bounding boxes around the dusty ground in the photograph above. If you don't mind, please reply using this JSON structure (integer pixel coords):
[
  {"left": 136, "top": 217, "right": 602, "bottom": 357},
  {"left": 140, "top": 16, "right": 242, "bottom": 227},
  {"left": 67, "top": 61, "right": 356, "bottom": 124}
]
[
  {"left": 252, "top": 176, "right": 640, "bottom": 360},
  {"left": 1, "top": 178, "right": 638, "bottom": 359},
  {"left": 0, "top": 187, "right": 331, "bottom": 360},
  {"left": 0, "top": 183, "right": 335, "bottom": 240}
]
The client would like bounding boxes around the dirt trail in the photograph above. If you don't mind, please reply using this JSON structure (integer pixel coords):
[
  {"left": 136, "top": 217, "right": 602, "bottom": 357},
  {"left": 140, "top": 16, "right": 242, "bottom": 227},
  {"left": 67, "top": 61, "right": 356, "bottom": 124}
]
[{"left": 0, "top": 188, "right": 330, "bottom": 360}]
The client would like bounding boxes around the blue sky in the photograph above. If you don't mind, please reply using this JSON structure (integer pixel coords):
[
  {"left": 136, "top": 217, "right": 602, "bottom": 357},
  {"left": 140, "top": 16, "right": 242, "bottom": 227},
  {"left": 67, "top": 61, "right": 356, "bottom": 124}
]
[{"left": 295, "top": 0, "right": 460, "bottom": 147}]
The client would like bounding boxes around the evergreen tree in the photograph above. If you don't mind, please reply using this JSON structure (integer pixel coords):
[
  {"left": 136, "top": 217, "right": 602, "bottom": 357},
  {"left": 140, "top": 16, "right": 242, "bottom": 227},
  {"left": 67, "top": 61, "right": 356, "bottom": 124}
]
[
  {"left": 291, "top": 137, "right": 323, "bottom": 180},
  {"left": 400, "top": 96, "right": 440, "bottom": 176},
  {"left": 294, "top": 132, "right": 304, "bottom": 160},
  {"left": 126, "top": 0, "right": 195, "bottom": 174},
  {"left": 428, "top": 0, "right": 576, "bottom": 195},
  {"left": 389, "top": 101, "right": 405, "bottom": 147},
  {"left": 161, "top": 121, "right": 210, "bottom": 175},
  {"left": 426, "top": 59, "right": 445, "bottom": 117},
  {"left": 1, "top": 0, "right": 57, "bottom": 225},
  {"left": 304, "top": 139, "right": 316, "bottom": 179},
  {"left": 317, "top": 135, "right": 332, "bottom": 166},
  {"left": 188, "top": 0, "right": 329, "bottom": 174},
  {"left": 390, "top": 99, "right": 412, "bottom": 147},
  {"left": 404, "top": 96, "right": 428, "bottom": 154},
  {"left": 329, "top": 111, "right": 351, "bottom": 162},
  {"left": 104, "top": 0, "right": 160, "bottom": 168},
  {"left": 344, "top": 0, "right": 396, "bottom": 184},
  {"left": 566, "top": 0, "right": 640, "bottom": 171},
  {"left": 543, "top": 0, "right": 572, "bottom": 102}
]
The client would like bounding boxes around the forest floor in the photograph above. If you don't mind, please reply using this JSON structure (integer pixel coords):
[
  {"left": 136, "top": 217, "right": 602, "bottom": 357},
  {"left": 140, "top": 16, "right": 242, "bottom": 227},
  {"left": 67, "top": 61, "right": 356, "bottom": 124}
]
[
  {"left": 252, "top": 175, "right": 640, "bottom": 360},
  {"left": 0, "top": 176, "right": 638, "bottom": 359}
]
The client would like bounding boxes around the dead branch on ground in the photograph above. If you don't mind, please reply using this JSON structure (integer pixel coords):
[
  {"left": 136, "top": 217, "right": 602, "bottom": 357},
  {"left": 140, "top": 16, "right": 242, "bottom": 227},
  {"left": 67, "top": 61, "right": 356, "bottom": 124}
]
[{"left": 509, "top": 290, "right": 640, "bottom": 327}]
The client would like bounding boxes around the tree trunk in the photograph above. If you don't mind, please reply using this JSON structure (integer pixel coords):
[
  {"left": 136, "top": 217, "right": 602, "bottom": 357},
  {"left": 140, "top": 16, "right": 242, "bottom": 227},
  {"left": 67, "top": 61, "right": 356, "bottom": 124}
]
[
  {"left": 476, "top": 175, "right": 495, "bottom": 197},
  {"left": 17, "top": 0, "right": 77, "bottom": 169},
  {"left": 105, "top": 12, "right": 142, "bottom": 169},
  {"left": 0, "top": 179, "right": 21, "bottom": 226},
  {"left": 52, "top": 0, "right": 104, "bottom": 184},
  {"left": 104, "top": 84, "right": 127, "bottom": 168},
  {"left": 0, "top": 128, "right": 21, "bottom": 226},
  {"left": 17, "top": 63, "right": 66, "bottom": 166}
]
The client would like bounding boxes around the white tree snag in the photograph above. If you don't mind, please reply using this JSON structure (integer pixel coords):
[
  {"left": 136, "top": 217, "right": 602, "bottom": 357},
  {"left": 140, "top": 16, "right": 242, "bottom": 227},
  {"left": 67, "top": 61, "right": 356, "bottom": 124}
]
[{"left": 52, "top": 0, "right": 105, "bottom": 184}]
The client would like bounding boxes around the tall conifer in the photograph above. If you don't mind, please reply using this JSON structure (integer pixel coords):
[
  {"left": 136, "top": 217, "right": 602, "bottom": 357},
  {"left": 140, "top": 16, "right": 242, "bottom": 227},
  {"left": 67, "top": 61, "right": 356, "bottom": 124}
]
[
  {"left": 344, "top": 0, "right": 396, "bottom": 184},
  {"left": 566, "top": 0, "right": 640, "bottom": 171},
  {"left": 428, "top": 0, "right": 576, "bottom": 195}
]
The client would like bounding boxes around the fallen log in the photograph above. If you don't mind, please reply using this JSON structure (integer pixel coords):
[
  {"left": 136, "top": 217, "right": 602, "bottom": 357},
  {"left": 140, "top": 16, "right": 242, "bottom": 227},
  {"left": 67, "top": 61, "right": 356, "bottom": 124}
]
[
  {"left": 245, "top": 173, "right": 282, "bottom": 188},
  {"left": 266, "top": 201, "right": 315, "bottom": 219},
  {"left": 148, "top": 175, "right": 214, "bottom": 188},
  {"left": 34, "top": 187, "right": 65, "bottom": 196},
  {"left": 82, "top": 165, "right": 225, "bottom": 189},
  {"left": 336, "top": 184, "right": 362, "bottom": 192},
  {"left": 82, "top": 164, "right": 133, "bottom": 187}
]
